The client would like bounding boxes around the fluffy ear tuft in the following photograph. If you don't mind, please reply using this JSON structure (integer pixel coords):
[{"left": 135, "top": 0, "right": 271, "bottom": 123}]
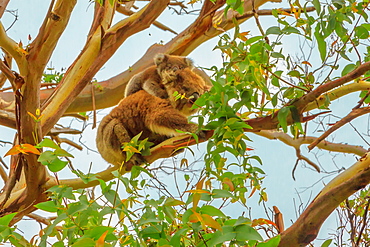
[
  {"left": 185, "top": 57, "right": 194, "bottom": 68},
  {"left": 154, "top": 53, "right": 168, "bottom": 65}
]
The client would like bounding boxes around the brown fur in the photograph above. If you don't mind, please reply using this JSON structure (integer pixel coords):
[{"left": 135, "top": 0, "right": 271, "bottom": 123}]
[
  {"left": 97, "top": 68, "right": 209, "bottom": 170},
  {"left": 124, "top": 53, "right": 194, "bottom": 99}
]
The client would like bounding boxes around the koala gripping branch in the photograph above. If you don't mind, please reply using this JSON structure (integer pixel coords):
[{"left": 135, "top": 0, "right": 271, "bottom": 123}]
[{"left": 46, "top": 131, "right": 213, "bottom": 190}]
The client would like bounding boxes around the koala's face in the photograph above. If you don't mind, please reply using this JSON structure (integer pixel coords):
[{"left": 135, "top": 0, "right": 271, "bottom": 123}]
[
  {"left": 163, "top": 68, "right": 210, "bottom": 116},
  {"left": 154, "top": 54, "right": 194, "bottom": 82}
]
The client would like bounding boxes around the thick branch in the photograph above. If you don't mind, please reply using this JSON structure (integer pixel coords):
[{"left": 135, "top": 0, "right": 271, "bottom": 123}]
[
  {"left": 0, "top": 0, "right": 10, "bottom": 18},
  {"left": 46, "top": 131, "right": 213, "bottom": 190},
  {"left": 305, "top": 81, "right": 370, "bottom": 112},
  {"left": 0, "top": 21, "right": 28, "bottom": 74},
  {"left": 295, "top": 62, "right": 370, "bottom": 111},
  {"left": 279, "top": 152, "right": 370, "bottom": 246},
  {"left": 28, "top": 0, "right": 77, "bottom": 76},
  {"left": 0, "top": 109, "right": 15, "bottom": 129}
]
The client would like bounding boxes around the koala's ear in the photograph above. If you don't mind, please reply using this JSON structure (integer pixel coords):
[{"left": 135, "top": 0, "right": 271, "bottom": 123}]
[
  {"left": 154, "top": 53, "right": 168, "bottom": 66},
  {"left": 185, "top": 57, "right": 194, "bottom": 68}
]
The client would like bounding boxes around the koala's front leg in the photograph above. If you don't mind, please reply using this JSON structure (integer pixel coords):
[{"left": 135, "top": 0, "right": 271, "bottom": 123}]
[
  {"left": 112, "top": 119, "right": 147, "bottom": 170},
  {"left": 147, "top": 110, "right": 199, "bottom": 137}
]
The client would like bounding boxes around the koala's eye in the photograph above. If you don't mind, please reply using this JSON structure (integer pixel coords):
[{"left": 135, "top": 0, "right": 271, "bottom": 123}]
[{"left": 189, "top": 92, "right": 200, "bottom": 104}]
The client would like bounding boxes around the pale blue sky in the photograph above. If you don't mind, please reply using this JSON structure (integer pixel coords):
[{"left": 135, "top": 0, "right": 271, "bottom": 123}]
[{"left": 0, "top": 1, "right": 367, "bottom": 245}]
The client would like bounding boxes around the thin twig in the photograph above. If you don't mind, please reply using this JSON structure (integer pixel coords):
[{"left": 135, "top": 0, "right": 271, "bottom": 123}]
[
  {"left": 355, "top": 197, "right": 370, "bottom": 246},
  {"left": 308, "top": 107, "right": 370, "bottom": 150}
]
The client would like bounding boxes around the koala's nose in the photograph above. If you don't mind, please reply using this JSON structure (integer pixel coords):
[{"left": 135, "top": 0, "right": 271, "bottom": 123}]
[{"left": 189, "top": 92, "right": 200, "bottom": 104}]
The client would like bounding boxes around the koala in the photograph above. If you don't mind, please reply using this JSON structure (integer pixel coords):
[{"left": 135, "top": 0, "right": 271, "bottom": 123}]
[
  {"left": 124, "top": 53, "right": 194, "bottom": 99},
  {"left": 96, "top": 67, "right": 209, "bottom": 170}
]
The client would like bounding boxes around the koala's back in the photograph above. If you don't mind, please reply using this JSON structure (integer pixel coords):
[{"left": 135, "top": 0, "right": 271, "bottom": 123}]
[{"left": 96, "top": 90, "right": 174, "bottom": 165}]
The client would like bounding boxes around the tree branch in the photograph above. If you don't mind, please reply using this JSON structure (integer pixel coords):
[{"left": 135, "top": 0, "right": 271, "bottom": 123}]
[
  {"left": 308, "top": 107, "right": 370, "bottom": 151},
  {"left": 28, "top": 0, "right": 77, "bottom": 74},
  {"left": 279, "top": 152, "right": 370, "bottom": 246},
  {"left": 46, "top": 131, "right": 213, "bottom": 190},
  {"left": 305, "top": 81, "right": 370, "bottom": 112},
  {"left": 0, "top": 21, "right": 28, "bottom": 74},
  {"left": 295, "top": 62, "right": 370, "bottom": 111},
  {"left": 116, "top": 3, "right": 177, "bottom": 34},
  {"left": 0, "top": 0, "right": 10, "bottom": 18},
  {"left": 40, "top": 0, "right": 170, "bottom": 136},
  {"left": 255, "top": 130, "right": 367, "bottom": 156}
]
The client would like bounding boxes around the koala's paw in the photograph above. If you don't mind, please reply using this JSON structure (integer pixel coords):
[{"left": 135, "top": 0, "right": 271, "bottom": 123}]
[
  {"left": 126, "top": 154, "right": 147, "bottom": 171},
  {"left": 196, "top": 130, "right": 209, "bottom": 141}
]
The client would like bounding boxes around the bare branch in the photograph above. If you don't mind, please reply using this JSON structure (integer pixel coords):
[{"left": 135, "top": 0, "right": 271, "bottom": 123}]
[
  {"left": 305, "top": 81, "right": 370, "bottom": 112},
  {"left": 0, "top": 49, "right": 12, "bottom": 88},
  {"left": 0, "top": 21, "right": 28, "bottom": 74},
  {"left": 28, "top": 0, "right": 77, "bottom": 74},
  {"left": 255, "top": 130, "right": 367, "bottom": 156},
  {"left": 116, "top": 3, "right": 178, "bottom": 34},
  {"left": 308, "top": 107, "right": 370, "bottom": 151},
  {"left": 238, "top": 6, "right": 315, "bottom": 19},
  {"left": 26, "top": 213, "right": 54, "bottom": 225},
  {"left": 0, "top": 161, "right": 7, "bottom": 182}
]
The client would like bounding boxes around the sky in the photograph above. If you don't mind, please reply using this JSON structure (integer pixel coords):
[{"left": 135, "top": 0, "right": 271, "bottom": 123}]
[{"left": 0, "top": 0, "right": 368, "bottom": 245}]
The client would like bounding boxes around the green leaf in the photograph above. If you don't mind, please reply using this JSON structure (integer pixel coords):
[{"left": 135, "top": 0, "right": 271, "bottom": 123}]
[
  {"left": 234, "top": 216, "right": 251, "bottom": 226},
  {"left": 0, "top": 213, "right": 16, "bottom": 226},
  {"left": 48, "top": 158, "right": 68, "bottom": 172},
  {"left": 341, "top": 64, "right": 356, "bottom": 76},
  {"left": 71, "top": 238, "right": 95, "bottom": 247},
  {"left": 289, "top": 106, "right": 300, "bottom": 123},
  {"left": 140, "top": 225, "right": 162, "bottom": 239},
  {"left": 34, "top": 201, "right": 58, "bottom": 212},
  {"left": 37, "top": 138, "right": 59, "bottom": 149},
  {"left": 314, "top": 25, "right": 327, "bottom": 62},
  {"left": 257, "top": 235, "right": 281, "bottom": 247},
  {"left": 312, "top": 0, "right": 321, "bottom": 15},
  {"left": 164, "top": 197, "right": 185, "bottom": 207},
  {"left": 170, "top": 227, "right": 189, "bottom": 247},
  {"left": 200, "top": 205, "right": 227, "bottom": 218},
  {"left": 84, "top": 226, "right": 115, "bottom": 240},
  {"left": 271, "top": 70, "right": 283, "bottom": 87},
  {"left": 321, "top": 239, "right": 332, "bottom": 247},
  {"left": 271, "top": 52, "right": 285, "bottom": 59},
  {"left": 235, "top": 225, "right": 263, "bottom": 241},
  {"left": 67, "top": 202, "right": 89, "bottom": 215},
  {"left": 207, "top": 225, "right": 236, "bottom": 246},
  {"left": 212, "top": 189, "right": 234, "bottom": 199},
  {"left": 283, "top": 26, "right": 300, "bottom": 34},
  {"left": 54, "top": 148, "right": 74, "bottom": 158},
  {"left": 355, "top": 25, "right": 369, "bottom": 39},
  {"left": 266, "top": 26, "right": 281, "bottom": 35},
  {"left": 277, "top": 107, "right": 290, "bottom": 132},
  {"left": 287, "top": 70, "right": 301, "bottom": 78}
]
